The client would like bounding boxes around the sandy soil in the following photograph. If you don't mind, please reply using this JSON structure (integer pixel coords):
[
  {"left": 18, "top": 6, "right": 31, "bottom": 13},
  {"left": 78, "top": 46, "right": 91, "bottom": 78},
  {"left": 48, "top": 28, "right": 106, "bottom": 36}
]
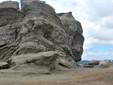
[{"left": 0, "top": 66, "right": 113, "bottom": 85}]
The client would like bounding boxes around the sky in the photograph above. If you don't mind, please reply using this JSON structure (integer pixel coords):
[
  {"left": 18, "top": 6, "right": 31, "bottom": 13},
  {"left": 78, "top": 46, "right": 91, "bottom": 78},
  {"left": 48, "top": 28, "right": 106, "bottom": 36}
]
[{"left": 0, "top": 0, "right": 113, "bottom": 60}]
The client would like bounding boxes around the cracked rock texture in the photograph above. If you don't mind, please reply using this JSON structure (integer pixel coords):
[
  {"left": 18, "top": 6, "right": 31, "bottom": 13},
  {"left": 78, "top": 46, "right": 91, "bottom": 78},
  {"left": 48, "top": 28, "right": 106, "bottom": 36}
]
[{"left": 0, "top": 0, "right": 84, "bottom": 71}]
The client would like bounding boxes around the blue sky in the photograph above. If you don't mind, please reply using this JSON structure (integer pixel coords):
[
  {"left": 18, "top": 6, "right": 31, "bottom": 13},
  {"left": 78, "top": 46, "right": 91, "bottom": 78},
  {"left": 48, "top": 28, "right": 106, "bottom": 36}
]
[{"left": 1, "top": 0, "right": 113, "bottom": 60}]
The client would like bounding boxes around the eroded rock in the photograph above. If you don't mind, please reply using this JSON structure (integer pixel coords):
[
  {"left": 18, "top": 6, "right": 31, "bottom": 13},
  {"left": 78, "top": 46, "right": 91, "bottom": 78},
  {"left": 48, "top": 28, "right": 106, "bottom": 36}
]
[
  {"left": 0, "top": 1, "right": 19, "bottom": 9},
  {"left": 0, "top": 0, "right": 84, "bottom": 71},
  {"left": 0, "top": 1, "right": 24, "bottom": 61},
  {"left": 7, "top": 51, "right": 63, "bottom": 70},
  {"left": 57, "top": 12, "right": 84, "bottom": 61}
]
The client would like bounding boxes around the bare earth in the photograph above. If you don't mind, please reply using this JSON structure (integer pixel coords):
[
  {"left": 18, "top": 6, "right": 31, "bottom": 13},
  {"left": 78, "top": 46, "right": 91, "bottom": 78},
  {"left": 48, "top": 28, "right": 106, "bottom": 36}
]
[{"left": 0, "top": 66, "right": 113, "bottom": 85}]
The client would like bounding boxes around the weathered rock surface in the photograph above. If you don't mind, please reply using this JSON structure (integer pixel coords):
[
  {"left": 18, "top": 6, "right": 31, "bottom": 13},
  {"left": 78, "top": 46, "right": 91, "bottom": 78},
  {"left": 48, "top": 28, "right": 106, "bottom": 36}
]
[
  {"left": 0, "top": 0, "right": 84, "bottom": 71},
  {"left": 7, "top": 51, "right": 75, "bottom": 71},
  {"left": 0, "top": 1, "right": 19, "bottom": 9},
  {"left": 57, "top": 12, "right": 84, "bottom": 61},
  {"left": 7, "top": 51, "right": 59, "bottom": 70},
  {"left": 0, "top": 1, "right": 24, "bottom": 61}
]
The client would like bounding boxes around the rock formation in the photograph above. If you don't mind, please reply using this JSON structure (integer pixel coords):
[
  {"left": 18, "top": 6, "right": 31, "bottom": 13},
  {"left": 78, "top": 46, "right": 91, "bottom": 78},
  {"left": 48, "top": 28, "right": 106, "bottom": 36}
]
[
  {"left": 57, "top": 12, "right": 84, "bottom": 61},
  {"left": 0, "top": 0, "right": 84, "bottom": 71}
]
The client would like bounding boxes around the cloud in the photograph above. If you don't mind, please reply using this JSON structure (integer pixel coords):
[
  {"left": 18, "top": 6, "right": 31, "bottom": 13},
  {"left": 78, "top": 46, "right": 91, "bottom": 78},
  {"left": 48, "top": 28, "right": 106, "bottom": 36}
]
[
  {"left": 82, "top": 52, "right": 113, "bottom": 60},
  {"left": 84, "top": 0, "right": 113, "bottom": 21},
  {"left": 80, "top": 0, "right": 113, "bottom": 52},
  {"left": 0, "top": 0, "right": 9, "bottom": 2},
  {"left": 84, "top": 37, "right": 113, "bottom": 50},
  {"left": 99, "top": 16, "right": 113, "bottom": 29},
  {"left": 46, "top": 0, "right": 77, "bottom": 18}
]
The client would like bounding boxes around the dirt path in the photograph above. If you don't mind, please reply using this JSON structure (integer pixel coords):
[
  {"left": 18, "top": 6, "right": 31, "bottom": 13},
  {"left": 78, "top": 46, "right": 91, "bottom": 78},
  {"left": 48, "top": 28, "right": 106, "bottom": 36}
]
[{"left": 0, "top": 67, "right": 113, "bottom": 85}]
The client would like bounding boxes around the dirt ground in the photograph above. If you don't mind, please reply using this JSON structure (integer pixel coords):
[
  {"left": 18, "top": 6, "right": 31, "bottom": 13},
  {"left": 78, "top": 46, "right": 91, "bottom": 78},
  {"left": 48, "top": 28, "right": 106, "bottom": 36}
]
[{"left": 0, "top": 66, "right": 113, "bottom": 85}]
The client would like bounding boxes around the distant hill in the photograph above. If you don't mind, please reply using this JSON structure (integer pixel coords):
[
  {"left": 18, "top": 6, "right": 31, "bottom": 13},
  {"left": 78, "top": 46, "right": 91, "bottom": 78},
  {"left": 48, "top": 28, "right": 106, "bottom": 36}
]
[{"left": 77, "top": 60, "right": 89, "bottom": 67}]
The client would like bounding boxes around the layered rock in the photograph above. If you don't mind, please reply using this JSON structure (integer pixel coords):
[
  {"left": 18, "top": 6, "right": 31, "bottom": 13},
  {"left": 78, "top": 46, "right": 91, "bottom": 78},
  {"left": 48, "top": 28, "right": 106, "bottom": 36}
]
[
  {"left": 0, "top": 0, "right": 84, "bottom": 71},
  {"left": 0, "top": 1, "right": 24, "bottom": 61}
]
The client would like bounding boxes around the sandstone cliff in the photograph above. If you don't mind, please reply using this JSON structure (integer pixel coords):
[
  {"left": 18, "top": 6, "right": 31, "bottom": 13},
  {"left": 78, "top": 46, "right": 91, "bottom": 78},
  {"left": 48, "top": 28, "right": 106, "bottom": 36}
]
[{"left": 0, "top": 0, "right": 84, "bottom": 71}]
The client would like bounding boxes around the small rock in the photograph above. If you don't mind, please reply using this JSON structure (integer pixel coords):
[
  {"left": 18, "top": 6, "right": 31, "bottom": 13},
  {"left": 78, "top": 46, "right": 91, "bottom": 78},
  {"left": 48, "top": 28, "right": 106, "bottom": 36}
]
[
  {"left": 0, "top": 62, "right": 9, "bottom": 69},
  {"left": 88, "top": 60, "right": 99, "bottom": 66},
  {"left": 99, "top": 61, "right": 110, "bottom": 68},
  {"left": 83, "top": 64, "right": 93, "bottom": 68}
]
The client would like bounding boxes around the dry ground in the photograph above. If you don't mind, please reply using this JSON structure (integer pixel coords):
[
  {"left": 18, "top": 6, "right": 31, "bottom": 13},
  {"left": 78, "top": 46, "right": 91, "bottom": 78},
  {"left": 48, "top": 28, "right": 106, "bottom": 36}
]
[{"left": 0, "top": 66, "right": 113, "bottom": 85}]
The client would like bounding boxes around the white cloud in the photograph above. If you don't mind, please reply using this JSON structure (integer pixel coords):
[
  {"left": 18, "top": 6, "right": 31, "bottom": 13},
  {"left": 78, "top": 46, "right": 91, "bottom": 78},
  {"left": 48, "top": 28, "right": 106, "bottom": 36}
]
[
  {"left": 80, "top": 0, "right": 113, "bottom": 52},
  {"left": 82, "top": 52, "right": 113, "bottom": 60},
  {"left": 84, "top": 37, "right": 113, "bottom": 50},
  {"left": 99, "top": 16, "right": 113, "bottom": 29},
  {"left": 0, "top": 0, "right": 9, "bottom": 2},
  {"left": 84, "top": 0, "right": 113, "bottom": 21}
]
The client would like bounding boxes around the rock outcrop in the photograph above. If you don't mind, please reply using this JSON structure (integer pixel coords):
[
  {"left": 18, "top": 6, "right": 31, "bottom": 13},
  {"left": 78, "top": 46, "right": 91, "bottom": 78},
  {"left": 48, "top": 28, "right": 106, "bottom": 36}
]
[
  {"left": 0, "top": 0, "right": 84, "bottom": 71},
  {"left": 83, "top": 60, "right": 99, "bottom": 68},
  {"left": 0, "top": 1, "right": 24, "bottom": 61},
  {"left": 57, "top": 12, "right": 84, "bottom": 61},
  {"left": 99, "top": 61, "right": 110, "bottom": 68}
]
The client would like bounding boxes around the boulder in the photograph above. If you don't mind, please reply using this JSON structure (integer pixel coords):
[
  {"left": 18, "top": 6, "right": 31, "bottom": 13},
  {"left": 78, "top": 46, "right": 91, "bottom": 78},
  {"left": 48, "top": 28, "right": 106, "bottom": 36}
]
[
  {"left": 58, "top": 58, "right": 75, "bottom": 69},
  {"left": 83, "top": 60, "right": 99, "bottom": 68},
  {"left": 7, "top": 54, "right": 30, "bottom": 66},
  {"left": 88, "top": 60, "right": 99, "bottom": 66},
  {"left": 99, "top": 61, "right": 110, "bottom": 68},
  {"left": 0, "top": 62, "right": 9, "bottom": 69},
  {"left": 83, "top": 64, "right": 93, "bottom": 68},
  {"left": 26, "top": 51, "right": 59, "bottom": 62}
]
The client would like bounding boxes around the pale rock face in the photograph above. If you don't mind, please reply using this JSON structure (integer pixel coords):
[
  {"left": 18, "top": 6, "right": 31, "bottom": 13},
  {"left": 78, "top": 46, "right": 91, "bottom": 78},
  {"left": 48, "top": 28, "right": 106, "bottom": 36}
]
[{"left": 0, "top": 0, "right": 84, "bottom": 71}]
